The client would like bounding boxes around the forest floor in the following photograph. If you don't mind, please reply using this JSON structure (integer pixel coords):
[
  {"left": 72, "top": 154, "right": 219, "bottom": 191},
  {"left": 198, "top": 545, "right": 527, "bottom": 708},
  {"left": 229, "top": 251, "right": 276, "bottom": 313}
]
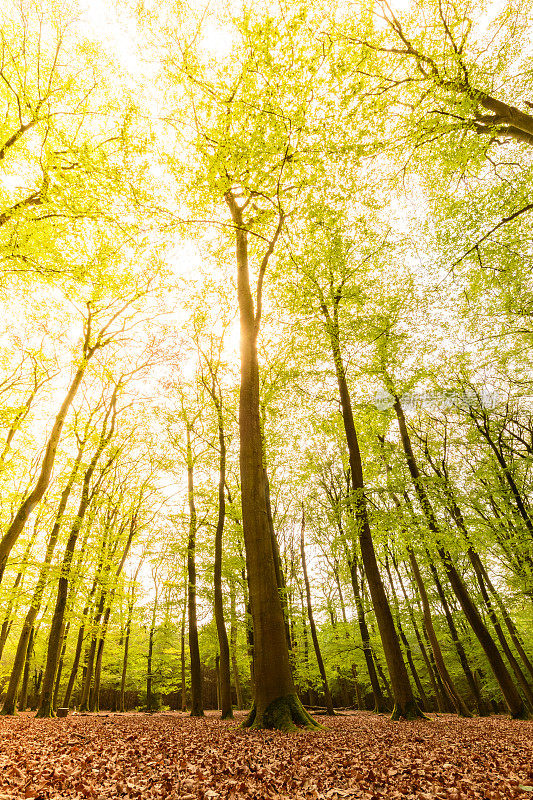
[{"left": 0, "top": 710, "right": 531, "bottom": 799}]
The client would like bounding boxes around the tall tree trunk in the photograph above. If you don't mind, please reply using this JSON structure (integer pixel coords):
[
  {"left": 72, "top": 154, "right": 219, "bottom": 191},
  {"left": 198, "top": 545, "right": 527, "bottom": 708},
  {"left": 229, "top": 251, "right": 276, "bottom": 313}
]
[
  {"left": 229, "top": 580, "right": 243, "bottom": 710},
  {"left": 0, "top": 524, "right": 38, "bottom": 663},
  {"left": 468, "top": 549, "right": 533, "bottom": 709},
  {"left": 225, "top": 191, "right": 317, "bottom": 731},
  {"left": 480, "top": 563, "right": 533, "bottom": 682},
  {"left": 36, "top": 392, "right": 118, "bottom": 718},
  {"left": 211, "top": 392, "right": 232, "bottom": 719},
  {"left": 391, "top": 555, "right": 445, "bottom": 712},
  {"left": 185, "top": 421, "right": 204, "bottom": 718},
  {"left": 146, "top": 596, "right": 157, "bottom": 712},
  {"left": 392, "top": 393, "right": 529, "bottom": 719},
  {"left": 2, "top": 445, "right": 85, "bottom": 715},
  {"left": 180, "top": 570, "right": 187, "bottom": 712},
  {"left": 18, "top": 626, "right": 34, "bottom": 711},
  {"left": 348, "top": 555, "right": 389, "bottom": 711},
  {"left": 52, "top": 621, "right": 70, "bottom": 711},
  {"left": 300, "top": 511, "right": 334, "bottom": 715},
  {"left": 319, "top": 293, "right": 420, "bottom": 719},
  {"left": 407, "top": 548, "right": 472, "bottom": 716},
  {"left": 264, "top": 469, "right": 292, "bottom": 651},
  {"left": 424, "top": 554, "right": 490, "bottom": 715}
]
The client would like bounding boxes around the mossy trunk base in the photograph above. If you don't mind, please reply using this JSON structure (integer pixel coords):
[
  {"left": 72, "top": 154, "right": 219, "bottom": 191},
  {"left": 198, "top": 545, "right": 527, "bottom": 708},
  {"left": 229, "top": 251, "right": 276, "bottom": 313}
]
[
  {"left": 35, "top": 705, "right": 56, "bottom": 719},
  {"left": 510, "top": 703, "right": 531, "bottom": 720},
  {"left": 243, "top": 694, "right": 323, "bottom": 731},
  {"left": 390, "top": 700, "right": 428, "bottom": 721},
  {"left": 221, "top": 708, "right": 234, "bottom": 720}
]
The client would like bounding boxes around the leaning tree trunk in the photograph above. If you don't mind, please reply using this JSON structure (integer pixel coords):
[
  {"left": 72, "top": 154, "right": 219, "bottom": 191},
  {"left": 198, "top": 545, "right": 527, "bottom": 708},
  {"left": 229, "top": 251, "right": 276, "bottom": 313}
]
[
  {"left": 300, "top": 511, "right": 334, "bottom": 715},
  {"left": 320, "top": 294, "right": 420, "bottom": 719},
  {"left": 225, "top": 191, "right": 318, "bottom": 731},
  {"left": 393, "top": 393, "right": 529, "bottom": 719},
  {"left": 407, "top": 548, "right": 472, "bottom": 716},
  {"left": 0, "top": 321, "right": 102, "bottom": 584}
]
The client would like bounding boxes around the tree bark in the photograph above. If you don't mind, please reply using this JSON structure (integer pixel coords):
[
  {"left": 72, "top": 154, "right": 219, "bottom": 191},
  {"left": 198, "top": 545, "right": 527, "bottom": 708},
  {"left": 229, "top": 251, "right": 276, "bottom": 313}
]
[{"left": 226, "top": 191, "right": 318, "bottom": 731}]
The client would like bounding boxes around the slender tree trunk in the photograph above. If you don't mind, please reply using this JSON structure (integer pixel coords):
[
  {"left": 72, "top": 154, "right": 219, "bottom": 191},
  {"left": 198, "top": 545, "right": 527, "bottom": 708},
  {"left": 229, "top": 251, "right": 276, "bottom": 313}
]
[
  {"left": 52, "top": 621, "right": 70, "bottom": 711},
  {"left": 18, "top": 626, "right": 34, "bottom": 711},
  {"left": 383, "top": 556, "right": 429, "bottom": 710},
  {"left": 392, "top": 555, "right": 444, "bottom": 712},
  {"left": 468, "top": 549, "right": 533, "bottom": 708},
  {"left": 120, "top": 588, "right": 135, "bottom": 713},
  {"left": 36, "top": 394, "right": 117, "bottom": 718},
  {"left": 320, "top": 295, "right": 419, "bottom": 719},
  {"left": 300, "top": 511, "right": 334, "bottom": 715},
  {"left": 348, "top": 556, "right": 389, "bottom": 711},
  {"left": 229, "top": 580, "right": 243, "bottom": 710},
  {"left": 0, "top": 525, "right": 38, "bottom": 663},
  {"left": 212, "top": 394, "right": 232, "bottom": 719},
  {"left": 393, "top": 394, "right": 528, "bottom": 719},
  {"left": 185, "top": 421, "right": 204, "bottom": 718},
  {"left": 407, "top": 548, "right": 471, "bottom": 716},
  {"left": 225, "top": 191, "right": 317, "bottom": 730},
  {"left": 481, "top": 563, "right": 533, "bottom": 682},
  {"left": 2, "top": 447, "right": 85, "bottom": 715},
  {"left": 147, "top": 596, "right": 157, "bottom": 712},
  {"left": 424, "top": 554, "right": 490, "bottom": 715}
]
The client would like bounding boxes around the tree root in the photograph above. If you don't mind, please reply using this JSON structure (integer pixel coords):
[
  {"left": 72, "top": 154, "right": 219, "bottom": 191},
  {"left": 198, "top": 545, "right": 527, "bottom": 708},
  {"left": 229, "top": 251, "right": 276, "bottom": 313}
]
[
  {"left": 390, "top": 700, "right": 429, "bottom": 721},
  {"left": 243, "top": 694, "right": 323, "bottom": 731}
]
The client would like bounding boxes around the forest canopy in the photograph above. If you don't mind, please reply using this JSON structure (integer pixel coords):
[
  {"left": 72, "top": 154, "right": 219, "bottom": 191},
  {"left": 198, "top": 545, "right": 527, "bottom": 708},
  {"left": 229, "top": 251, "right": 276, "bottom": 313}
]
[{"left": 0, "top": 0, "right": 532, "bottom": 734}]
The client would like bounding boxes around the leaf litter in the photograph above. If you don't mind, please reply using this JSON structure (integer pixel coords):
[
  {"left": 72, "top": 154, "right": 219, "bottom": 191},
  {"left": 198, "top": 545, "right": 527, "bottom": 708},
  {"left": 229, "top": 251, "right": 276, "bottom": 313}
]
[{"left": 0, "top": 710, "right": 531, "bottom": 799}]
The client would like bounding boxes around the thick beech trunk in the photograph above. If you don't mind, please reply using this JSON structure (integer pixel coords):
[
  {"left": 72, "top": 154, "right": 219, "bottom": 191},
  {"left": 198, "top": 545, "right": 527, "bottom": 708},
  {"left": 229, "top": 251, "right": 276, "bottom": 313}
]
[
  {"left": 226, "top": 191, "right": 318, "bottom": 731},
  {"left": 383, "top": 556, "right": 429, "bottom": 710},
  {"left": 393, "top": 395, "right": 528, "bottom": 719},
  {"left": 300, "top": 512, "right": 334, "bottom": 715}
]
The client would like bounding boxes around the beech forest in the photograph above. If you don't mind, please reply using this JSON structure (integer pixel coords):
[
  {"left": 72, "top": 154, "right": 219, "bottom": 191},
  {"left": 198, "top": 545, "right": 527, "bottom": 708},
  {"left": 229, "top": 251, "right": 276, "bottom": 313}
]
[{"left": 0, "top": 0, "right": 532, "bottom": 797}]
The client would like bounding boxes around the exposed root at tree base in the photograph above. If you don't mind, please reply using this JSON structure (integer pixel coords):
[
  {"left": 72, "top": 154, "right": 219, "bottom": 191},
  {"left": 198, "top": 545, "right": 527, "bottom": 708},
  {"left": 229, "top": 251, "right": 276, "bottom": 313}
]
[
  {"left": 243, "top": 695, "right": 323, "bottom": 731},
  {"left": 390, "top": 701, "right": 429, "bottom": 721}
]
